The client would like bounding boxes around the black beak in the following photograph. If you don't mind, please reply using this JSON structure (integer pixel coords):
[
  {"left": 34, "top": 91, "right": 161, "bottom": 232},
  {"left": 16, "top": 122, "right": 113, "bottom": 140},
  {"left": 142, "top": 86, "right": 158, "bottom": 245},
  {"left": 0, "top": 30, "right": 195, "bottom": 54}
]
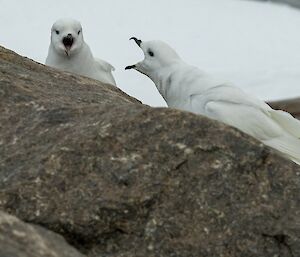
[
  {"left": 125, "top": 64, "right": 136, "bottom": 70},
  {"left": 130, "top": 37, "right": 142, "bottom": 47},
  {"left": 63, "top": 34, "right": 74, "bottom": 49},
  {"left": 125, "top": 37, "right": 142, "bottom": 70}
]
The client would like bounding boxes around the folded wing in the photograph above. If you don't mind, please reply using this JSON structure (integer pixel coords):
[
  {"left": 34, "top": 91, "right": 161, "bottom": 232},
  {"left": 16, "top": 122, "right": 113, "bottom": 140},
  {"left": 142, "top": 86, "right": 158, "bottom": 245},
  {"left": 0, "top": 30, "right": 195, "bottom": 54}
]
[
  {"left": 190, "top": 85, "right": 300, "bottom": 164},
  {"left": 95, "top": 58, "right": 116, "bottom": 86}
]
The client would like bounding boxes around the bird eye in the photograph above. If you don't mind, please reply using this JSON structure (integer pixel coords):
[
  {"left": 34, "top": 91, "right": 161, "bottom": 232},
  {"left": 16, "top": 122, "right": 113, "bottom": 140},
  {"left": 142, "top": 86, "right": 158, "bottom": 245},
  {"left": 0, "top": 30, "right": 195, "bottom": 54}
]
[
  {"left": 78, "top": 30, "right": 81, "bottom": 35},
  {"left": 55, "top": 30, "right": 60, "bottom": 35},
  {"left": 148, "top": 50, "right": 154, "bottom": 57}
]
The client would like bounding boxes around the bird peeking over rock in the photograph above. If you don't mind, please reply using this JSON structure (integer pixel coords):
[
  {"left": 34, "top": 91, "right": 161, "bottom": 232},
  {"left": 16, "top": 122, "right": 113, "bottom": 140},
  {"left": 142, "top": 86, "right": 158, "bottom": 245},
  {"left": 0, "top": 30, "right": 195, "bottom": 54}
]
[{"left": 46, "top": 18, "right": 116, "bottom": 86}]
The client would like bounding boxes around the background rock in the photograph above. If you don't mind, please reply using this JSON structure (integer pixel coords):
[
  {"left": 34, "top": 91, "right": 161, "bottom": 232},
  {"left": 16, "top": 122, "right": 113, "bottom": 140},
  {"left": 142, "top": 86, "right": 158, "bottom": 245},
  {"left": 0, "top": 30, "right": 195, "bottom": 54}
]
[
  {"left": 0, "top": 211, "right": 85, "bottom": 257},
  {"left": 0, "top": 46, "right": 300, "bottom": 257},
  {"left": 269, "top": 98, "right": 300, "bottom": 119},
  {"left": 250, "top": 0, "right": 300, "bottom": 9}
]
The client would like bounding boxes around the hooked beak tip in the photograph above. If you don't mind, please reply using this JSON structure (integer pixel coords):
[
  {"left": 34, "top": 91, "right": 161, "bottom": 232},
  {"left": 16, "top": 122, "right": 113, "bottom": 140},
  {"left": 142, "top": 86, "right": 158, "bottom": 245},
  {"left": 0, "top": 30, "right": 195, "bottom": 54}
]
[{"left": 129, "top": 37, "right": 142, "bottom": 47}]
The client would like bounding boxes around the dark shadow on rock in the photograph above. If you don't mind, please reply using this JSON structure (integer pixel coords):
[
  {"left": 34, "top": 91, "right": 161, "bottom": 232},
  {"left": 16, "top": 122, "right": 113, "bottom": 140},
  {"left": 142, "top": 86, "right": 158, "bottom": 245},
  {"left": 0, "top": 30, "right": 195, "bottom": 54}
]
[{"left": 0, "top": 211, "right": 85, "bottom": 257}]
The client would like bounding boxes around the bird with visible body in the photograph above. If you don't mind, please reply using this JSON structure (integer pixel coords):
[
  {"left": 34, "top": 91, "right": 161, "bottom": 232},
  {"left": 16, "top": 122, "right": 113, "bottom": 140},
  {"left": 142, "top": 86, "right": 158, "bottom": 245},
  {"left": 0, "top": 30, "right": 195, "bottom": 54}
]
[
  {"left": 46, "top": 18, "right": 116, "bottom": 86},
  {"left": 126, "top": 37, "right": 300, "bottom": 165}
]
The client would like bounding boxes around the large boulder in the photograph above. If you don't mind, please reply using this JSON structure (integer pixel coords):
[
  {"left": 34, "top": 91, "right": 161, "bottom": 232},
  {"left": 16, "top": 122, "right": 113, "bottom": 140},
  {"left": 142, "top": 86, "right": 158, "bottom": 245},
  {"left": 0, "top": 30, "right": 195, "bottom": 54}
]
[
  {"left": 0, "top": 46, "right": 300, "bottom": 257},
  {"left": 0, "top": 211, "right": 85, "bottom": 257}
]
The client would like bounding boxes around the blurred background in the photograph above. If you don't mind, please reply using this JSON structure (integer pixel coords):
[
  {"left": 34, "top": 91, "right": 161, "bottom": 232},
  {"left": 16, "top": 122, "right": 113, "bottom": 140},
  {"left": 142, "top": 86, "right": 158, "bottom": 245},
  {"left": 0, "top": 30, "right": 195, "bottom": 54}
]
[{"left": 1, "top": 0, "right": 300, "bottom": 112}]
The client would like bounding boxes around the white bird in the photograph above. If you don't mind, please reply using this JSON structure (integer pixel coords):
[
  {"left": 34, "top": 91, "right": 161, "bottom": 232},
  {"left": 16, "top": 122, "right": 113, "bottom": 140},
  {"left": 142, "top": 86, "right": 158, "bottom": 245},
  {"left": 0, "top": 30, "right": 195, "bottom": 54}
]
[
  {"left": 126, "top": 37, "right": 300, "bottom": 165},
  {"left": 46, "top": 18, "right": 116, "bottom": 86}
]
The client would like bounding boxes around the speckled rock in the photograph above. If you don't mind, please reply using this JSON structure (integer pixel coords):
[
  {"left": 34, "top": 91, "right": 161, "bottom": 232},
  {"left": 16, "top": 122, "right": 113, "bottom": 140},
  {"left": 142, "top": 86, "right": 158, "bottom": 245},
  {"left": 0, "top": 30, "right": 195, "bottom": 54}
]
[
  {"left": 0, "top": 45, "right": 300, "bottom": 257},
  {"left": 0, "top": 211, "right": 85, "bottom": 257}
]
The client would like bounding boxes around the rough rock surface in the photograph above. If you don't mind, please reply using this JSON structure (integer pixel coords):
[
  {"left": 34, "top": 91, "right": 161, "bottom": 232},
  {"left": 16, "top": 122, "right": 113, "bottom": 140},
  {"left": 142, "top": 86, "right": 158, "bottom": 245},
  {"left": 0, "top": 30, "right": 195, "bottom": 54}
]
[
  {"left": 0, "top": 45, "right": 300, "bottom": 257},
  {"left": 0, "top": 211, "right": 85, "bottom": 257},
  {"left": 269, "top": 98, "right": 300, "bottom": 119}
]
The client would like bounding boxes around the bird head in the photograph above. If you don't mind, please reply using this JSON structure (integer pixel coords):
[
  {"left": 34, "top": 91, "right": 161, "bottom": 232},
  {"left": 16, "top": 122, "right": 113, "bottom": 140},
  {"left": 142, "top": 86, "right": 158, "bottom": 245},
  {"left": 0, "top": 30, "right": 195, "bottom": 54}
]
[
  {"left": 50, "top": 18, "right": 84, "bottom": 57},
  {"left": 125, "top": 37, "right": 181, "bottom": 79}
]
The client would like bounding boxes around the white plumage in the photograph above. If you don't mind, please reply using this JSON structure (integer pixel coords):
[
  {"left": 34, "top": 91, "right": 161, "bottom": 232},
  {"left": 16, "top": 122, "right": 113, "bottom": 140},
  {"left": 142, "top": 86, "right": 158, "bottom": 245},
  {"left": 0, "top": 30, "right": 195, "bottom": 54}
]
[
  {"left": 126, "top": 38, "right": 300, "bottom": 165},
  {"left": 46, "top": 18, "right": 116, "bottom": 86}
]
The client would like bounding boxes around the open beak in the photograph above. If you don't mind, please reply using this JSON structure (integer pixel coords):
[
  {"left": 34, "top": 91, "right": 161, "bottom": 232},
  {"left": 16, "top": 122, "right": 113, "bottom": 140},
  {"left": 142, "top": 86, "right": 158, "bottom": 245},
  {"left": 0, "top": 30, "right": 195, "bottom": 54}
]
[
  {"left": 63, "top": 34, "right": 74, "bottom": 56},
  {"left": 125, "top": 37, "right": 142, "bottom": 70}
]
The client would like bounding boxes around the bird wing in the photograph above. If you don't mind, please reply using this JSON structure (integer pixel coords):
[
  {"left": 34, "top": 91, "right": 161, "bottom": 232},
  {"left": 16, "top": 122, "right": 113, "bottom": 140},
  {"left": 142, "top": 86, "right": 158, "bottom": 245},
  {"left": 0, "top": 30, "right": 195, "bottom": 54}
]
[
  {"left": 189, "top": 85, "right": 300, "bottom": 164},
  {"left": 94, "top": 58, "right": 116, "bottom": 86},
  {"left": 189, "top": 85, "right": 300, "bottom": 141},
  {"left": 95, "top": 58, "right": 115, "bottom": 72}
]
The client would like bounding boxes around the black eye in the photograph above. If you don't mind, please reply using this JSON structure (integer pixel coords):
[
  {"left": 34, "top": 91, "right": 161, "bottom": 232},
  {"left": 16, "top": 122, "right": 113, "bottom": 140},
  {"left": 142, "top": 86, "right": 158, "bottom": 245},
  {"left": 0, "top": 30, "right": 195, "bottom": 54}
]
[
  {"left": 78, "top": 30, "right": 81, "bottom": 35},
  {"left": 148, "top": 50, "right": 154, "bottom": 57},
  {"left": 55, "top": 30, "right": 59, "bottom": 35}
]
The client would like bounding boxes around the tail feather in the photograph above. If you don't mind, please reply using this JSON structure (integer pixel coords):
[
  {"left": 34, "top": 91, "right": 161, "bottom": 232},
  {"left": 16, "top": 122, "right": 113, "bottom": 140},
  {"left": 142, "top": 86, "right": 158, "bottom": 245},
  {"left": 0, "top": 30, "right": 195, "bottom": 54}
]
[
  {"left": 269, "top": 109, "right": 300, "bottom": 138},
  {"left": 264, "top": 135, "right": 300, "bottom": 165}
]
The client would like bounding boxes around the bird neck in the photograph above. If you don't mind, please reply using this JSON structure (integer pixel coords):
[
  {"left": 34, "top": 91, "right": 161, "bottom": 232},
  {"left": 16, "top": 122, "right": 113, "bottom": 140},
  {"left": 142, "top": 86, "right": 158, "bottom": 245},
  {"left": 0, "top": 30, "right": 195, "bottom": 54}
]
[
  {"left": 151, "top": 63, "right": 185, "bottom": 104},
  {"left": 152, "top": 63, "right": 216, "bottom": 109}
]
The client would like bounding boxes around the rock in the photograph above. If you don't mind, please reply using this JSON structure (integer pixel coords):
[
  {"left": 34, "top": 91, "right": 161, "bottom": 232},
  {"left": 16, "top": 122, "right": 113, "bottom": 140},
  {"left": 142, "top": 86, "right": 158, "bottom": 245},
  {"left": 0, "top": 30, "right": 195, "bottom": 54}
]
[
  {"left": 269, "top": 97, "right": 300, "bottom": 119},
  {"left": 0, "top": 45, "right": 300, "bottom": 257},
  {"left": 0, "top": 211, "right": 85, "bottom": 257},
  {"left": 251, "top": 0, "right": 300, "bottom": 9}
]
